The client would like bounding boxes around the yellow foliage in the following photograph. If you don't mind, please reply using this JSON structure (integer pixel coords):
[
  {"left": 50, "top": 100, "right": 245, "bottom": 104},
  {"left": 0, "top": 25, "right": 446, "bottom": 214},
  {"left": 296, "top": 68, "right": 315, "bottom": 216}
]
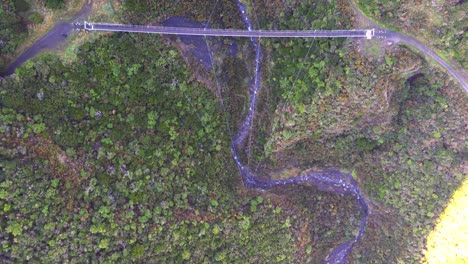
[{"left": 424, "top": 178, "right": 468, "bottom": 263}]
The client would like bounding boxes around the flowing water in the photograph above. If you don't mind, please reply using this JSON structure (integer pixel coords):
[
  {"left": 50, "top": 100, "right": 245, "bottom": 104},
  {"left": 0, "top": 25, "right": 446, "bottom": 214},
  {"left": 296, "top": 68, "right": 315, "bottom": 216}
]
[{"left": 232, "top": 2, "right": 369, "bottom": 263}]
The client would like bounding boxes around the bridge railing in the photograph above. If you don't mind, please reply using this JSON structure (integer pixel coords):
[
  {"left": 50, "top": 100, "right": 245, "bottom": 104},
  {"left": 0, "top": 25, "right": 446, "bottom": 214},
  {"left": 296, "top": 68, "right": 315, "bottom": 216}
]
[
  {"left": 84, "top": 21, "right": 93, "bottom": 30},
  {"left": 84, "top": 22, "right": 375, "bottom": 39}
]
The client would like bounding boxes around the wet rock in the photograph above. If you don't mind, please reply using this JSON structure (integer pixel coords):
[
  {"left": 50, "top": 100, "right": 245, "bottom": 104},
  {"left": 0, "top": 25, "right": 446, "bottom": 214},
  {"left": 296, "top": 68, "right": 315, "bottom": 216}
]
[
  {"left": 94, "top": 110, "right": 103, "bottom": 119},
  {"left": 15, "top": 126, "right": 24, "bottom": 138},
  {"left": 17, "top": 146, "right": 27, "bottom": 155},
  {"left": 106, "top": 165, "right": 115, "bottom": 175},
  {"left": 37, "top": 90, "right": 45, "bottom": 100}
]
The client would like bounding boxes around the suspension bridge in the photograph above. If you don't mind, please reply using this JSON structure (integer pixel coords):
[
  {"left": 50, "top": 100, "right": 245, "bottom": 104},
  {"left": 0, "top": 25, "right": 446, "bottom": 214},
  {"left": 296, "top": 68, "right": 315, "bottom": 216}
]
[{"left": 82, "top": 21, "right": 380, "bottom": 39}]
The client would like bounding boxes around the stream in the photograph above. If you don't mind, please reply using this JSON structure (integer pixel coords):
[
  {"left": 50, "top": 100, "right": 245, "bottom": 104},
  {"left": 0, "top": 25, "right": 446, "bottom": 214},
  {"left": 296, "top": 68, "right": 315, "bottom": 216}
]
[{"left": 232, "top": 2, "right": 369, "bottom": 263}]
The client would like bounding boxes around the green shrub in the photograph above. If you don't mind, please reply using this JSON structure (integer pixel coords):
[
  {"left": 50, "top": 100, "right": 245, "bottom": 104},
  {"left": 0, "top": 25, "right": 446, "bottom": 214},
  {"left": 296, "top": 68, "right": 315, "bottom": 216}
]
[
  {"left": 45, "top": 0, "right": 65, "bottom": 9},
  {"left": 13, "top": 0, "right": 30, "bottom": 12},
  {"left": 131, "top": 244, "right": 145, "bottom": 258},
  {"left": 28, "top": 12, "right": 43, "bottom": 24},
  {"left": 355, "top": 138, "right": 377, "bottom": 151}
]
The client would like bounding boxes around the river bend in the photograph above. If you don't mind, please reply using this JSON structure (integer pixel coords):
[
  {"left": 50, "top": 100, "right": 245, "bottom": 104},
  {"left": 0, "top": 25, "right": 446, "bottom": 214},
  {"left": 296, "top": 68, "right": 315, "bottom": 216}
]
[{"left": 231, "top": 2, "right": 369, "bottom": 263}]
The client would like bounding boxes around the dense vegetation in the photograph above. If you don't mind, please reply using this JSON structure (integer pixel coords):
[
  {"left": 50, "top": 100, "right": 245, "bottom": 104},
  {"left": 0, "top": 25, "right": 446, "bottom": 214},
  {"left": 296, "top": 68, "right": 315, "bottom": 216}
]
[
  {"left": 1, "top": 0, "right": 466, "bottom": 262},
  {"left": 247, "top": 0, "right": 467, "bottom": 262},
  {"left": 0, "top": 30, "right": 309, "bottom": 261},
  {"left": 45, "top": 0, "right": 65, "bottom": 10},
  {"left": 264, "top": 0, "right": 352, "bottom": 104},
  {"left": 0, "top": 0, "right": 30, "bottom": 65},
  {"left": 122, "top": 0, "right": 243, "bottom": 29}
]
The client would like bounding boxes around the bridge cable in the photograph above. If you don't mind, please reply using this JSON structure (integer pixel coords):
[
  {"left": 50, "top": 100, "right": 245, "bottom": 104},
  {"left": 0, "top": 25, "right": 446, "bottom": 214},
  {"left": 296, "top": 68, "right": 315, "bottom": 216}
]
[
  {"left": 281, "top": 12, "right": 319, "bottom": 104},
  {"left": 202, "top": 0, "right": 238, "bottom": 167},
  {"left": 203, "top": 0, "right": 221, "bottom": 87},
  {"left": 203, "top": 0, "right": 229, "bottom": 123},
  {"left": 203, "top": 0, "right": 227, "bottom": 112},
  {"left": 168, "top": 1, "right": 221, "bottom": 151},
  {"left": 288, "top": 37, "right": 316, "bottom": 102},
  {"left": 243, "top": 1, "right": 262, "bottom": 168},
  {"left": 282, "top": 0, "right": 333, "bottom": 106}
]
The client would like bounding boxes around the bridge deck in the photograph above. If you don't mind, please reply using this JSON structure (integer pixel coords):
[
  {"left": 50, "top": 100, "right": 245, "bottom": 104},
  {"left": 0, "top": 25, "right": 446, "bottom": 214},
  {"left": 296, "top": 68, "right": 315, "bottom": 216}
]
[{"left": 84, "top": 22, "right": 375, "bottom": 39}]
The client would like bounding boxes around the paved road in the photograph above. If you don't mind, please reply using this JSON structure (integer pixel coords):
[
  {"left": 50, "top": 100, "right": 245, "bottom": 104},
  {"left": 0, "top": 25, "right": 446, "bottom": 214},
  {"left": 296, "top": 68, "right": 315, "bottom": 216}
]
[
  {"left": 386, "top": 31, "right": 468, "bottom": 92},
  {"left": 0, "top": 0, "right": 93, "bottom": 77},
  {"left": 1, "top": 23, "right": 73, "bottom": 76},
  {"left": 84, "top": 22, "right": 374, "bottom": 39},
  {"left": 347, "top": 0, "right": 467, "bottom": 93}
]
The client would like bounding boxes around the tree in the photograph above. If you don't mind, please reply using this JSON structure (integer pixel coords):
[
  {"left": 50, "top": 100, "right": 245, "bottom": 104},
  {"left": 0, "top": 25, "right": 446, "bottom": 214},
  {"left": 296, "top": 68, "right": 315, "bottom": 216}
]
[
  {"left": 45, "top": 0, "right": 65, "bottom": 9},
  {"left": 0, "top": 9, "right": 27, "bottom": 54}
]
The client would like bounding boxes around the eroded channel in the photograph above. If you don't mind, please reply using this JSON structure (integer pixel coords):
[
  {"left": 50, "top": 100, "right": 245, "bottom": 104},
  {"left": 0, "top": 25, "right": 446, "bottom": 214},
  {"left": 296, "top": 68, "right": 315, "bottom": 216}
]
[{"left": 231, "top": 2, "right": 369, "bottom": 263}]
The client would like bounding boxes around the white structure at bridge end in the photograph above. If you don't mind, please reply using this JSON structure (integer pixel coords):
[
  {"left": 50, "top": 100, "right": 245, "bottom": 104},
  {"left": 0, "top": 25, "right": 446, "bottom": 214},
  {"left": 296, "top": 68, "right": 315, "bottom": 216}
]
[
  {"left": 84, "top": 21, "right": 93, "bottom": 31},
  {"left": 366, "top": 29, "right": 375, "bottom": 39}
]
